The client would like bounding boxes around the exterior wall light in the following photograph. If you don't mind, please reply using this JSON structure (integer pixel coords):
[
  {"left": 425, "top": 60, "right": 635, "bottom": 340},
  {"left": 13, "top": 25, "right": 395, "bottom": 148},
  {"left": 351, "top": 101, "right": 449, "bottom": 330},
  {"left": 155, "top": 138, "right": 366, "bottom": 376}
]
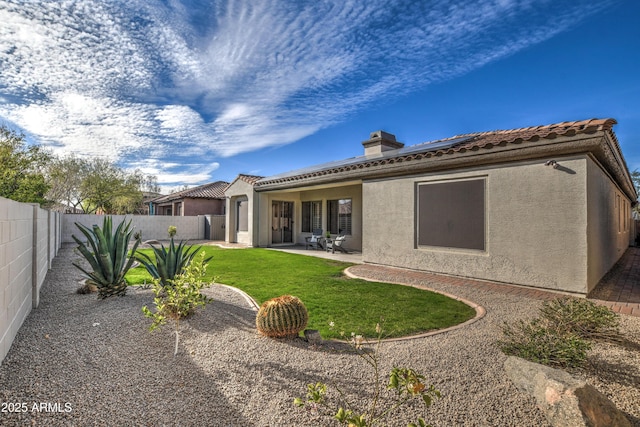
[{"left": 545, "top": 160, "right": 559, "bottom": 169}]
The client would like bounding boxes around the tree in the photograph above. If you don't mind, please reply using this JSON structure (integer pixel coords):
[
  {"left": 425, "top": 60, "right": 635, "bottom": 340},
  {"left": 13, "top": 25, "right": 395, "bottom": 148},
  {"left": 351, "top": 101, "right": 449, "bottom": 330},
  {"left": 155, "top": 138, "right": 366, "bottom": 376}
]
[
  {"left": 46, "top": 155, "right": 155, "bottom": 214},
  {"left": 111, "top": 169, "right": 150, "bottom": 214},
  {"left": 143, "top": 174, "right": 161, "bottom": 194},
  {"left": 80, "top": 158, "right": 145, "bottom": 214},
  {"left": 632, "top": 169, "right": 640, "bottom": 214},
  {"left": 45, "top": 155, "right": 91, "bottom": 212},
  {"left": 0, "top": 125, "right": 51, "bottom": 205},
  {"left": 169, "top": 184, "right": 190, "bottom": 194}
]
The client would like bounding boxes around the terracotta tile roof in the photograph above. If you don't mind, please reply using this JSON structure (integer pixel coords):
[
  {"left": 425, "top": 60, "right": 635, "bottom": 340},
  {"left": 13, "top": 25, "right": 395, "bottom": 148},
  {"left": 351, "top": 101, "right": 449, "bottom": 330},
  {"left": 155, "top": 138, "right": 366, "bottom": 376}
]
[
  {"left": 152, "top": 181, "right": 229, "bottom": 203},
  {"left": 237, "top": 174, "right": 264, "bottom": 184},
  {"left": 182, "top": 181, "right": 229, "bottom": 198},
  {"left": 452, "top": 118, "right": 618, "bottom": 151},
  {"left": 222, "top": 174, "right": 265, "bottom": 192},
  {"left": 256, "top": 118, "right": 619, "bottom": 187}
]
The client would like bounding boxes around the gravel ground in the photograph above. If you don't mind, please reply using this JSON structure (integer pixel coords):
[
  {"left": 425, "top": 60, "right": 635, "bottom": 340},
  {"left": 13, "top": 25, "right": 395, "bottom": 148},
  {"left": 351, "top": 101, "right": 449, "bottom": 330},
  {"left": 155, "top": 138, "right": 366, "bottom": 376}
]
[{"left": 0, "top": 245, "right": 638, "bottom": 426}]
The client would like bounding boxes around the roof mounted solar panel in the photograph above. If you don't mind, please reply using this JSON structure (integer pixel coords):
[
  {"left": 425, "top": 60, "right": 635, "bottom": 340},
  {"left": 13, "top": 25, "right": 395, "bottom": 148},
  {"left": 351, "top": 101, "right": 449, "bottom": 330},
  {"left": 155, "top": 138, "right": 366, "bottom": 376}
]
[
  {"left": 257, "top": 135, "right": 475, "bottom": 183},
  {"left": 390, "top": 135, "right": 474, "bottom": 157},
  {"left": 257, "top": 154, "right": 370, "bottom": 182}
]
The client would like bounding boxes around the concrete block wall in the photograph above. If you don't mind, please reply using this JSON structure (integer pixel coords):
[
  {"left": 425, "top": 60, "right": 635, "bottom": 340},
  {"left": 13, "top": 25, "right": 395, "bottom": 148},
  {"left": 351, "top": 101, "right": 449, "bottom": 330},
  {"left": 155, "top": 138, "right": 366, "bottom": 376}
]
[
  {"left": 0, "top": 197, "right": 61, "bottom": 365},
  {"left": 2, "top": 208, "right": 204, "bottom": 366},
  {"left": 62, "top": 214, "right": 207, "bottom": 243},
  {"left": 49, "top": 210, "right": 60, "bottom": 268},
  {"left": 33, "top": 207, "right": 50, "bottom": 308}
]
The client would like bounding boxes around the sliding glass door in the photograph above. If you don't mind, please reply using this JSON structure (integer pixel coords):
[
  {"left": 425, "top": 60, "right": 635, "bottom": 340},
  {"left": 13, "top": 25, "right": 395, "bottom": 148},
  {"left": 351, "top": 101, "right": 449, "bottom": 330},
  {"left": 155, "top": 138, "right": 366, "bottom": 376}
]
[{"left": 271, "top": 201, "right": 293, "bottom": 244}]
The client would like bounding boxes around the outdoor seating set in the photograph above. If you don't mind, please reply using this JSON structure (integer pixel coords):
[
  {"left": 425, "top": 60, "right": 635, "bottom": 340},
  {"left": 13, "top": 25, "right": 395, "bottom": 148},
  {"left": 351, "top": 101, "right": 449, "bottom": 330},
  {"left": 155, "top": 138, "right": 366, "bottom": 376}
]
[{"left": 305, "top": 229, "right": 348, "bottom": 253}]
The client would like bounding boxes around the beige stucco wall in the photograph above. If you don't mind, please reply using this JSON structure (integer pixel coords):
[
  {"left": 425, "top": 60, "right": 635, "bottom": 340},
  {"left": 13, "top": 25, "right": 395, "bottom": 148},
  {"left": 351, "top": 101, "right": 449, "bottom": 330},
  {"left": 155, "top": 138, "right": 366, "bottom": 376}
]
[
  {"left": 363, "top": 156, "right": 592, "bottom": 294},
  {"left": 255, "top": 184, "right": 363, "bottom": 250},
  {"left": 586, "top": 156, "right": 631, "bottom": 292},
  {"left": 225, "top": 179, "right": 257, "bottom": 245}
]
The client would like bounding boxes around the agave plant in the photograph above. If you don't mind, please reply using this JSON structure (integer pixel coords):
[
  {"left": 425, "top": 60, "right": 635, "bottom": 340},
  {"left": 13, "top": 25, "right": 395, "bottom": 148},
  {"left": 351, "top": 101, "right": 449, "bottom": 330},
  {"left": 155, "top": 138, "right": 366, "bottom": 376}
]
[
  {"left": 72, "top": 216, "right": 140, "bottom": 299},
  {"left": 135, "top": 238, "right": 212, "bottom": 288}
]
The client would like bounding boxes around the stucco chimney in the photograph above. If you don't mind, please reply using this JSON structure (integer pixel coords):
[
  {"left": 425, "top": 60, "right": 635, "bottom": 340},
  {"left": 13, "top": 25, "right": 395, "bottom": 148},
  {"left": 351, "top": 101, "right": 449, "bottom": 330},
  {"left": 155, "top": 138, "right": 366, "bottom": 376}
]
[{"left": 362, "top": 131, "right": 404, "bottom": 156}]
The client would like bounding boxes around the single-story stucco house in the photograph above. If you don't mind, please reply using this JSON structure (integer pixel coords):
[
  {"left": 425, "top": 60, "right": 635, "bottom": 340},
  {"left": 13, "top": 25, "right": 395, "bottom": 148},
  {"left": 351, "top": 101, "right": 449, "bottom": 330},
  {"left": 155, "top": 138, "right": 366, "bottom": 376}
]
[
  {"left": 149, "top": 180, "right": 229, "bottom": 216},
  {"left": 224, "top": 118, "right": 637, "bottom": 295}
]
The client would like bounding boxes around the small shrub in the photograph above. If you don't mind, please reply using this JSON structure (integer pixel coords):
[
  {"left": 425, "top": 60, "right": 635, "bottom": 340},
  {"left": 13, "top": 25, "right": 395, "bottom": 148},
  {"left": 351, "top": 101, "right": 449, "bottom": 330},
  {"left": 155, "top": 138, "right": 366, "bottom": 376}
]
[
  {"left": 256, "top": 295, "right": 308, "bottom": 338},
  {"left": 497, "top": 297, "right": 620, "bottom": 368},
  {"left": 295, "top": 320, "right": 440, "bottom": 426},
  {"left": 142, "top": 252, "right": 214, "bottom": 356},
  {"left": 539, "top": 297, "right": 620, "bottom": 340},
  {"left": 498, "top": 319, "right": 590, "bottom": 368}
]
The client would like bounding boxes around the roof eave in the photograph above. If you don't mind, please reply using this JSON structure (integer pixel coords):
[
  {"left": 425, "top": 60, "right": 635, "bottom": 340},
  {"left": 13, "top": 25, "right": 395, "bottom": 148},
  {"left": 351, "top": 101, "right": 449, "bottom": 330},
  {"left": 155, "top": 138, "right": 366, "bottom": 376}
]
[{"left": 255, "top": 132, "right": 636, "bottom": 200}]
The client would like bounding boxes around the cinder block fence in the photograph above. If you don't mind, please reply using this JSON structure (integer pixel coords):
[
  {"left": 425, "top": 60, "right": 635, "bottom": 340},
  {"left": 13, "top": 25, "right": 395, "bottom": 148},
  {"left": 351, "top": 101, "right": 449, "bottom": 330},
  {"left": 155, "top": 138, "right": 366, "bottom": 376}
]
[
  {"left": 62, "top": 214, "right": 206, "bottom": 243},
  {"left": 1, "top": 198, "right": 212, "bottom": 365},
  {"left": 0, "top": 197, "right": 61, "bottom": 365}
]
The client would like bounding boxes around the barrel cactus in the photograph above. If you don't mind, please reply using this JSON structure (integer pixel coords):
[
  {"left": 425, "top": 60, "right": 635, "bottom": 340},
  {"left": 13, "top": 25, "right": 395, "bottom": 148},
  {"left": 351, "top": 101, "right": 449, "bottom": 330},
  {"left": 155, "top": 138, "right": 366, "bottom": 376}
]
[{"left": 256, "top": 295, "right": 309, "bottom": 338}]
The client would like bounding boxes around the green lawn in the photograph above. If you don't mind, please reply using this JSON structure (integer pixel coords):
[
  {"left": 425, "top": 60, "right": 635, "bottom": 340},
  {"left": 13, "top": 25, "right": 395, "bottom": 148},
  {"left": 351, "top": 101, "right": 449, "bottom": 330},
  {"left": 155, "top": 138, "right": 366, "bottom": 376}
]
[{"left": 126, "top": 246, "right": 476, "bottom": 339}]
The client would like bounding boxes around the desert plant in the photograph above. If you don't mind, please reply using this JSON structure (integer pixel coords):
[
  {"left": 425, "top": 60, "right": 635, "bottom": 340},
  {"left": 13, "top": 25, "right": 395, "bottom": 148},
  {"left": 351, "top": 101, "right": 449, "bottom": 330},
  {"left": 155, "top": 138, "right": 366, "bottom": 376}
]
[
  {"left": 498, "top": 318, "right": 590, "bottom": 368},
  {"left": 256, "top": 295, "right": 309, "bottom": 338},
  {"left": 538, "top": 297, "right": 620, "bottom": 340},
  {"left": 142, "top": 252, "right": 214, "bottom": 356},
  {"left": 295, "top": 320, "right": 440, "bottom": 426},
  {"left": 497, "top": 297, "right": 621, "bottom": 368},
  {"left": 168, "top": 225, "right": 177, "bottom": 238},
  {"left": 72, "top": 216, "right": 140, "bottom": 299},
  {"left": 135, "top": 238, "right": 212, "bottom": 288}
]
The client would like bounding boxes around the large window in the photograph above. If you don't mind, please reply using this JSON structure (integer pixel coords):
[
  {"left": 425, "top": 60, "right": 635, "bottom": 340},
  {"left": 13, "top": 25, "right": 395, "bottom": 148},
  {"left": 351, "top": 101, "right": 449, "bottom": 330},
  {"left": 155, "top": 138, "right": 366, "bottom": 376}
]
[
  {"left": 302, "top": 201, "right": 322, "bottom": 232},
  {"left": 417, "top": 179, "right": 485, "bottom": 250},
  {"left": 328, "top": 199, "right": 352, "bottom": 235},
  {"left": 237, "top": 199, "right": 248, "bottom": 232}
]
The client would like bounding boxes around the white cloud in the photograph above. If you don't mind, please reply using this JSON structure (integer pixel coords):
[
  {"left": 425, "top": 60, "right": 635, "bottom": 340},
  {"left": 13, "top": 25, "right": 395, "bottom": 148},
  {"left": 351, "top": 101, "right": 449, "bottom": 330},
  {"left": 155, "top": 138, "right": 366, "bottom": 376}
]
[
  {"left": 125, "top": 159, "right": 220, "bottom": 189},
  {"left": 0, "top": 0, "right": 612, "bottom": 182}
]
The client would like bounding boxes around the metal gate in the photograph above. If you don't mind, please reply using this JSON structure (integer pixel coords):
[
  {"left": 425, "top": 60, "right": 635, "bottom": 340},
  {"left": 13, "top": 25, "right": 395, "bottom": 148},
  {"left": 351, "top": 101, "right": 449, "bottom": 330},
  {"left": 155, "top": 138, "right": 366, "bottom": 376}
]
[{"left": 205, "top": 215, "right": 226, "bottom": 240}]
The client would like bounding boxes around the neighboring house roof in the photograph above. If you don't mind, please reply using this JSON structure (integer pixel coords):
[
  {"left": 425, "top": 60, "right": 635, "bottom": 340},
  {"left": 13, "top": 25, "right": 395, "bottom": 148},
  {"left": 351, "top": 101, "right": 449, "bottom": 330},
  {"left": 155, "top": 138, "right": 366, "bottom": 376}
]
[
  {"left": 254, "top": 118, "right": 636, "bottom": 201},
  {"left": 143, "top": 191, "right": 162, "bottom": 200},
  {"left": 151, "top": 181, "right": 229, "bottom": 204}
]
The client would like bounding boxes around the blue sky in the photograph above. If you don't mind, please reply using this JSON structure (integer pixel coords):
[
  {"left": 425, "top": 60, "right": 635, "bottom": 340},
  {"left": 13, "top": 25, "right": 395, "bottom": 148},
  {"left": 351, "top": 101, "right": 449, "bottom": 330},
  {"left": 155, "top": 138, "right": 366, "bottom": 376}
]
[{"left": 0, "top": 0, "right": 638, "bottom": 193}]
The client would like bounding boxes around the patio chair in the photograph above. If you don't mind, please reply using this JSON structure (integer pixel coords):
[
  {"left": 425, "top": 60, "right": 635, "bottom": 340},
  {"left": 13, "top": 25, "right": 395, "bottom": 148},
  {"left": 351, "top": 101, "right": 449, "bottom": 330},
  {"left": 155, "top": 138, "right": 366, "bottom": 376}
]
[
  {"left": 305, "top": 229, "right": 324, "bottom": 250},
  {"left": 326, "top": 235, "right": 348, "bottom": 253}
]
